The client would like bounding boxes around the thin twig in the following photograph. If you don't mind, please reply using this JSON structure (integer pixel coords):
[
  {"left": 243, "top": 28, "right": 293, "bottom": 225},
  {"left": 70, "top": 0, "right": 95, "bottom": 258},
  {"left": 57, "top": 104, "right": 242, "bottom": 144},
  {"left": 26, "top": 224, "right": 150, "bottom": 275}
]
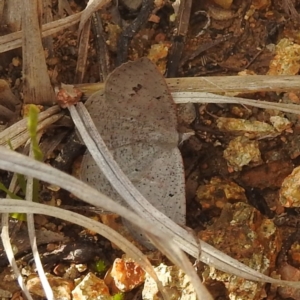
[
  {"left": 116, "top": 0, "right": 154, "bottom": 65},
  {"left": 75, "top": 18, "right": 91, "bottom": 83},
  {"left": 91, "top": 11, "right": 111, "bottom": 81},
  {"left": 76, "top": 75, "right": 300, "bottom": 97},
  {"left": 167, "top": 0, "right": 192, "bottom": 77}
]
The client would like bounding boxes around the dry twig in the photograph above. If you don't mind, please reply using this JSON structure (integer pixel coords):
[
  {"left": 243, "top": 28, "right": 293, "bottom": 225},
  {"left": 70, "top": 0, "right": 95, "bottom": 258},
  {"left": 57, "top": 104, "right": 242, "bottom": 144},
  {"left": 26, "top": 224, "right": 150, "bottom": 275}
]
[{"left": 22, "top": 0, "right": 56, "bottom": 105}]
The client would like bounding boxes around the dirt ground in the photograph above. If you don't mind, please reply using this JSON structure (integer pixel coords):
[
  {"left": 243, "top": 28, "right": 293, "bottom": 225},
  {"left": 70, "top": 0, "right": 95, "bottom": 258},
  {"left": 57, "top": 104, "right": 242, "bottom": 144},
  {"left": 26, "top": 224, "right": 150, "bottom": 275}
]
[{"left": 1, "top": 0, "right": 300, "bottom": 299}]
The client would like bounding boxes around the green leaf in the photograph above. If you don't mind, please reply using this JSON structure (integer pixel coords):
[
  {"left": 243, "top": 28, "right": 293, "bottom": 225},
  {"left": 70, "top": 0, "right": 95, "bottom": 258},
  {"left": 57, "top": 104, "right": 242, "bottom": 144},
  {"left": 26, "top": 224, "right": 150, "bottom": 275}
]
[
  {"left": 112, "top": 293, "right": 124, "bottom": 300},
  {"left": 16, "top": 173, "right": 27, "bottom": 195},
  {"left": 0, "top": 182, "right": 26, "bottom": 221},
  {"left": 0, "top": 182, "right": 22, "bottom": 200},
  {"left": 27, "top": 104, "right": 43, "bottom": 203},
  {"left": 94, "top": 259, "right": 107, "bottom": 273},
  {"left": 0, "top": 105, "right": 44, "bottom": 221},
  {"left": 27, "top": 105, "right": 43, "bottom": 161},
  {"left": 7, "top": 141, "right": 27, "bottom": 194},
  {"left": 10, "top": 212, "right": 27, "bottom": 221}
]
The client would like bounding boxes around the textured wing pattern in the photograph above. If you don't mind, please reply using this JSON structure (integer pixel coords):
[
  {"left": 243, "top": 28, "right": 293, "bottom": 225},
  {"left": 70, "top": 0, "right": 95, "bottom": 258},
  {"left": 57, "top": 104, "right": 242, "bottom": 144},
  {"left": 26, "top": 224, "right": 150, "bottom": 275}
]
[{"left": 80, "top": 58, "right": 186, "bottom": 246}]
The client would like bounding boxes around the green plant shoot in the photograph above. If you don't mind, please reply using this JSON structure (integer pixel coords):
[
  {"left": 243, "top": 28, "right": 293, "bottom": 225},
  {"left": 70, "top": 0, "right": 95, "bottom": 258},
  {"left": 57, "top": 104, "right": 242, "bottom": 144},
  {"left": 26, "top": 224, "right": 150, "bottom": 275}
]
[
  {"left": 2, "top": 143, "right": 26, "bottom": 221},
  {"left": 112, "top": 293, "right": 124, "bottom": 300},
  {"left": 94, "top": 259, "right": 107, "bottom": 273},
  {"left": 0, "top": 182, "right": 22, "bottom": 200},
  {"left": 28, "top": 105, "right": 43, "bottom": 161},
  {"left": 27, "top": 105, "right": 43, "bottom": 204},
  {"left": 7, "top": 140, "right": 26, "bottom": 195}
]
